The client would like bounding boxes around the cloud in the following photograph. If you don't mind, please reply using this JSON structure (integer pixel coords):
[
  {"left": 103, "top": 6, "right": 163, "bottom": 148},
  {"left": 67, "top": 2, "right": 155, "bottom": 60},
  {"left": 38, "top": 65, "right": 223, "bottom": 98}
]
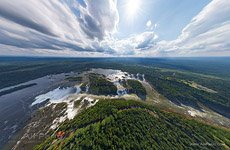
[
  {"left": 135, "top": 32, "right": 158, "bottom": 50},
  {"left": 0, "top": 0, "right": 119, "bottom": 55},
  {"left": 100, "top": 31, "right": 158, "bottom": 55},
  {"left": 76, "top": 0, "right": 119, "bottom": 40},
  {"left": 150, "top": 0, "right": 230, "bottom": 56},
  {"left": 146, "top": 20, "right": 152, "bottom": 28},
  {"left": 146, "top": 20, "right": 157, "bottom": 31},
  {"left": 0, "top": 0, "right": 229, "bottom": 57}
]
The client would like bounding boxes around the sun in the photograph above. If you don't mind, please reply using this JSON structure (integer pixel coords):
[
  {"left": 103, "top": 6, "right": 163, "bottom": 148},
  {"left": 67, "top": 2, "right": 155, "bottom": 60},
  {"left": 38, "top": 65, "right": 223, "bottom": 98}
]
[{"left": 125, "top": 0, "right": 141, "bottom": 18}]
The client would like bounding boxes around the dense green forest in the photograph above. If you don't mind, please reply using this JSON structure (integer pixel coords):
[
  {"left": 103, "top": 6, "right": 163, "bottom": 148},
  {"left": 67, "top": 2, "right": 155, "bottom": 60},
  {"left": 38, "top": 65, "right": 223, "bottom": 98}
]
[
  {"left": 1, "top": 57, "right": 229, "bottom": 88},
  {"left": 0, "top": 61, "right": 87, "bottom": 89},
  {"left": 123, "top": 79, "right": 147, "bottom": 100},
  {"left": 88, "top": 74, "right": 117, "bottom": 95},
  {"left": 34, "top": 100, "right": 230, "bottom": 150},
  {"left": 0, "top": 58, "right": 229, "bottom": 117},
  {"left": 86, "top": 63, "right": 230, "bottom": 118}
]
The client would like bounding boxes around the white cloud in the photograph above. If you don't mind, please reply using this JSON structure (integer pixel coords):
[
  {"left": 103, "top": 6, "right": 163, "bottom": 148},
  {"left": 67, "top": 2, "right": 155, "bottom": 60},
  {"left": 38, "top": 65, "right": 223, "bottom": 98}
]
[
  {"left": 100, "top": 31, "right": 158, "bottom": 55},
  {"left": 146, "top": 20, "right": 157, "bottom": 30},
  {"left": 149, "top": 0, "right": 230, "bottom": 57},
  {"left": 146, "top": 20, "right": 152, "bottom": 28},
  {"left": 0, "top": 0, "right": 119, "bottom": 55},
  {"left": 0, "top": 0, "right": 229, "bottom": 57},
  {"left": 77, "top": 0, "right": 119, "bottom": 40}
]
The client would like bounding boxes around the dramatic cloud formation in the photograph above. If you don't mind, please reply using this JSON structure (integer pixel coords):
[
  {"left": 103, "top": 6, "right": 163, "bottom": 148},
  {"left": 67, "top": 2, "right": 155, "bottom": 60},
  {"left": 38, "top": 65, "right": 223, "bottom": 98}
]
[
  {"left": 100, "top": 31, "right": 158, "bottom": 55},
  {"left": 0, "top": 0, "right": 119, "bottom": 55},
  {"left": 0, "top": 0, "right": 229, "bottom": 56},
  {"left": 150, "top": 0, "right": 230, "bottom": 56},
  {"left": 76, "top": 0, "right": 119, "bottom": 40}
]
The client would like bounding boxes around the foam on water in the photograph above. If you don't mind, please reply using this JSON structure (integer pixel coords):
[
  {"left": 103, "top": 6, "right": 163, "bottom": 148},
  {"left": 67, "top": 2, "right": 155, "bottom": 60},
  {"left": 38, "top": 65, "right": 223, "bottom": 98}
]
[{"left": 31, "top": 86, "right": 81, "bottom": 106}]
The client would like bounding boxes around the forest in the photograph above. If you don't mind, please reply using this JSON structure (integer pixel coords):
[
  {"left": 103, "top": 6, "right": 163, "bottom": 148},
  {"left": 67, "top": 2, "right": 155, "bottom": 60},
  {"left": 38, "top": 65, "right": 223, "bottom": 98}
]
[
  {"left": 86, "top": 62, "right": 230, "bottom": 118},
  {"left": 1, "top": 57, "right": 229, "bottom": 117},
  {"left": 88, "top": 74, "right": 117, "bottom": 95},
  {"left": 123, "top": 79, "right": 147, "bottom": 100},
  {"left": 34, "top": 99, "right": 230, "bottom": 150}
]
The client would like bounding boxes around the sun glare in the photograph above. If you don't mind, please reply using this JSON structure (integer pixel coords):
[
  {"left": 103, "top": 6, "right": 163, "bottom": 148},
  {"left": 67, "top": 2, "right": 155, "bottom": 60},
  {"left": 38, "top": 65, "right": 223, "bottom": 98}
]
[{"left": 125, "top": 0, "right": 141, "bottom": 18}]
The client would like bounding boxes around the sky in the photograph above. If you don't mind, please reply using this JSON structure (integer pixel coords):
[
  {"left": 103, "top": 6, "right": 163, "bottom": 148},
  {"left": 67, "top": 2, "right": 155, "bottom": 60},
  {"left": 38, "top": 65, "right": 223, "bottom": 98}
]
[{"left": 0, "top": 0, "right": 229, "bottom": 57}]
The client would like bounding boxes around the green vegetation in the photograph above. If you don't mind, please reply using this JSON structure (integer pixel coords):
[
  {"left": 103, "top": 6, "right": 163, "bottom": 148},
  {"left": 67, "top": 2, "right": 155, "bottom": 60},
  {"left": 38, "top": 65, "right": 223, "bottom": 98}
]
[
  {"left": 74, "top": 100, "right": 82, "bottom": 108},
  {"left": 0, "top": 59, "right": 89, "bottom": 89},
  {"left": 176, "top": 79, "right": 217, "bottom": 93},
  {"left": 123, "top": 79, "right": 147, "bottom": 100},
  {"left": 86, "top": 63, "right": 230, "bottom": 117},
  {"left": 34, "top": 100, "right": 230, "bottom": 150},
  {"left": 0, "top": 83, "right": 37, "bottom": 96},
  {"left": 88, "top": 74, "right": 117, "bottom": 95},
  {"left": 2, "top": 57, "right": 230, "bottom": 149},
  {"left": 66, "top": 76, "right": 82, "bottom": 82},
  {"left": 12, "top": 102, "right": 68, "bottom": 150},
  {"left": 0, "top": 58, "right": 229, "bottom": 116}
]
